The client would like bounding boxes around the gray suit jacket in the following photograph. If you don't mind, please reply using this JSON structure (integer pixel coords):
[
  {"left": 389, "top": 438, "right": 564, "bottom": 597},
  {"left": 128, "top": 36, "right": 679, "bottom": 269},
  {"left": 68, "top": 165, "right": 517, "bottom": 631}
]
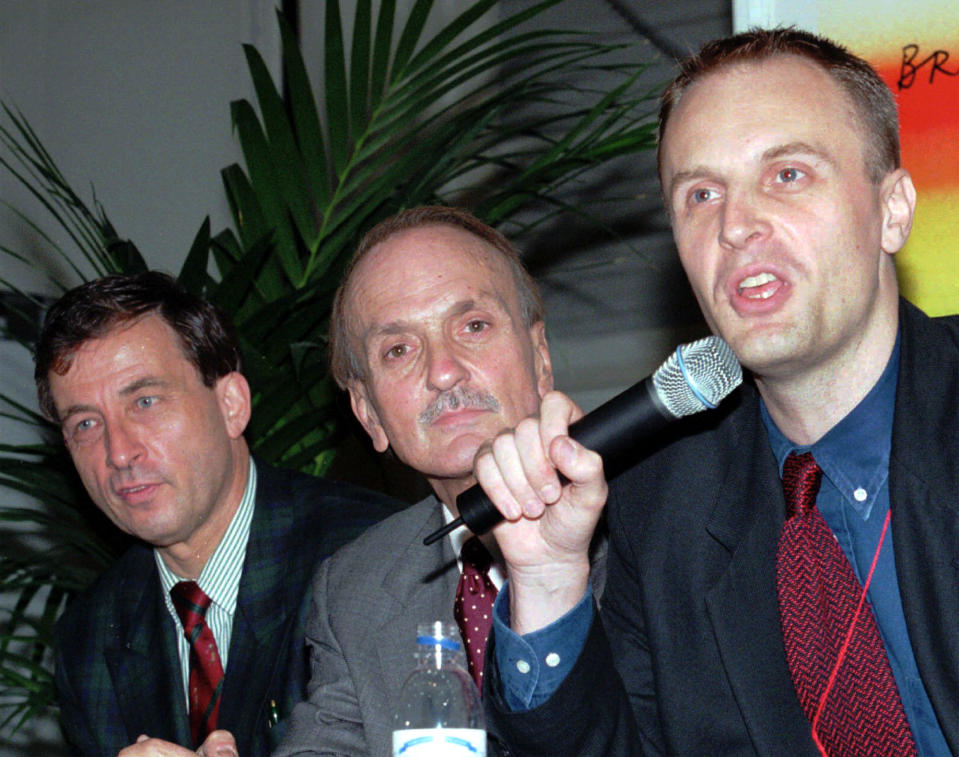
[
  {"left": 277, "top": 494, "right": 608, "bottom": 756},
  {"left": 275, "top": 496, "right": 459, "bottom": 757}
]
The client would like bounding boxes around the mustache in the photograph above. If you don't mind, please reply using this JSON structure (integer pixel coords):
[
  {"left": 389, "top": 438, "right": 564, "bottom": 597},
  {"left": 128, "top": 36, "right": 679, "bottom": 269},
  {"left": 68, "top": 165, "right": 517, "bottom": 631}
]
[{"left": 418, "top": 387, "right": 501, "bottom": 425}]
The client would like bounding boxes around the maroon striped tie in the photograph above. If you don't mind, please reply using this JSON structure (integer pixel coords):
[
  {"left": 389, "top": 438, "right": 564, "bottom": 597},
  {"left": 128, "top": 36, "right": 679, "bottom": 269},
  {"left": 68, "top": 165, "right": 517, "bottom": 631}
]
[
  {"left": 454, "top": 536, "right": 498, "bottom": 688},
  {"left": 775, "top": 452, "right": 916, "bottom": 756},
  {"left": 170, "top": 581, "right": 224, "bottom": 747}
]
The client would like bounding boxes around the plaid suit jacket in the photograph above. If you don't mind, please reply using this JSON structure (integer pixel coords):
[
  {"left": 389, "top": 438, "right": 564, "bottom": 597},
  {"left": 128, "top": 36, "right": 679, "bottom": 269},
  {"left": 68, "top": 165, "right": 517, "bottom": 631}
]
[{"left": 54, "top": 460, "right": 401, "bottom": 756}]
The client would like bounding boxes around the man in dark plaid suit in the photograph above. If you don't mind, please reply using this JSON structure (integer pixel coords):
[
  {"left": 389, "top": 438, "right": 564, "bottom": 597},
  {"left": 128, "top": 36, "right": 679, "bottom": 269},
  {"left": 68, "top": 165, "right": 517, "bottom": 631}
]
[{"left": 36, "top": 272, "right": 399, "bottom": 756}]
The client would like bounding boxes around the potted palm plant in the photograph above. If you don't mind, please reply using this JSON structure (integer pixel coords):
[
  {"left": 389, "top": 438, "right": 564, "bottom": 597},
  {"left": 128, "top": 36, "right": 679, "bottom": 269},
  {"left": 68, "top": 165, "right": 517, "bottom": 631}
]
[{"left": 0, "top": 0, "right": 659, "bottom": 739}]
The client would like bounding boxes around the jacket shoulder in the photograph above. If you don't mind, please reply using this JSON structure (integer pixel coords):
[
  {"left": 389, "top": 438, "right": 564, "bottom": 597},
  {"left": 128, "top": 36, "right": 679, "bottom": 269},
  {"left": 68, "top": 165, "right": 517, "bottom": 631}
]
[
  {"left": 321, "top": 498, "right": 439, "bottom": 574},
  {"left": 55, "top": 542, "right": 154, "bottom": 647},
  {"left": 253, "top": 462, "right": 406, "bottom": 559}
]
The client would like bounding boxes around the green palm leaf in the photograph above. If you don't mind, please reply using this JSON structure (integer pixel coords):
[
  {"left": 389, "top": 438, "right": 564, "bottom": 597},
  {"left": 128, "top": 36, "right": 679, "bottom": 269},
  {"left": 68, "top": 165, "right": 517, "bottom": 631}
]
[{"left": 0, "top": 0, "right": 659, "bottom": 735}]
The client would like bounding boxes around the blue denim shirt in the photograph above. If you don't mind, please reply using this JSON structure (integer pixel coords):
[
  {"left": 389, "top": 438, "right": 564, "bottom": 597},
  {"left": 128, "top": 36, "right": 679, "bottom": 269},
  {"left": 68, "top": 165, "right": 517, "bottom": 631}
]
[{"left": 762, "top": 336, "right": 947, "bottom": 755}]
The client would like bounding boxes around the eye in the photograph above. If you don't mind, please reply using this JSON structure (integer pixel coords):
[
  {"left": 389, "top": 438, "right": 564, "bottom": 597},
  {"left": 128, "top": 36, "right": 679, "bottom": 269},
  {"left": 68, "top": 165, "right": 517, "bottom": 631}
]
[
  {"left": 464, "top": 319, "right": 489, "bottom": 334},
  {"left": 385, "top": 343, "right": 409, "bottom": 360},
  {"left": 690, "top": 187, "right": 719, "bottom": 204},
  {"left": 136, "top": 395, "right": 157, "bottom": 409},
  {"left": 775, "top": 166, "right": 806, "bottom": 183},
  {"left": 66, "top": 417, "right": 100, "bottom": 444}
]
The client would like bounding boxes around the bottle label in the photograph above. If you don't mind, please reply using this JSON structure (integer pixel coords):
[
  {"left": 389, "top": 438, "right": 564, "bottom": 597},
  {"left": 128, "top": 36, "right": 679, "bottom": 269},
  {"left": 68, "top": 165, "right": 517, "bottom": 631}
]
[{"left": 392, "top": 728, "right": 486, "bottom": 756}]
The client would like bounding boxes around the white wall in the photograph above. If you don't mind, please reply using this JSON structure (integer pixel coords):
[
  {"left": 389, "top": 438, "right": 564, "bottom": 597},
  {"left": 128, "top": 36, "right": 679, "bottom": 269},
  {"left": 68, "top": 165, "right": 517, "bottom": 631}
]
[
  {"left": 0, "top": 3, "right": 279, "bottom": 753},
  {"left": 0, "top": 1, "right": 279, "bottom": 291}
]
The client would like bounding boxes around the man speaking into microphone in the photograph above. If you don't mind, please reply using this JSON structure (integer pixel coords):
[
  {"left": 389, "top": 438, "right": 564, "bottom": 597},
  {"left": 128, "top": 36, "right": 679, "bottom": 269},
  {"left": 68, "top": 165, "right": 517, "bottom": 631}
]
[{"left": 481, "top": 27, "right": 959, "bottom": 756}]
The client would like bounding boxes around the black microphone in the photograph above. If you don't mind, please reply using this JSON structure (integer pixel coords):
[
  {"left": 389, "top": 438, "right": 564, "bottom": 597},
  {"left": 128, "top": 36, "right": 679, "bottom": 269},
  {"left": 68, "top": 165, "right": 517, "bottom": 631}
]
[{"left": 423, "top": 335, "right": 743, "bottom": 545}]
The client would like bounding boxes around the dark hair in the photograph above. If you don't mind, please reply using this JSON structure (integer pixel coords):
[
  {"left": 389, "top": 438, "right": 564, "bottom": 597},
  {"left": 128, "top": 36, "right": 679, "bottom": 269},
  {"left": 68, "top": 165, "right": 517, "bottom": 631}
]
[
  {"left": 35, "top": 271, "right": 241, "bottom": 421},
  {"left": 658, "top": 27, "right": 900, "bottom": 184},
  {"left": 329, "top": 205, "right": 544, "bottom": 388}
]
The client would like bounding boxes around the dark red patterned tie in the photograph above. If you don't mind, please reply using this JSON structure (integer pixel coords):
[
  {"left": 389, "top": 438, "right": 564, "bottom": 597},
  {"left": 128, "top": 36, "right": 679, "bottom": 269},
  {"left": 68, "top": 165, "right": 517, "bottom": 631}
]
[
  {"left": 170, "top": 581, "right": 224, "bottom": 747},
  {"left": 775, "top": 452, "right": 916, "bottom": 756},
  {"left": 454, "top": 536, "right": 498, "bottom": 688}
]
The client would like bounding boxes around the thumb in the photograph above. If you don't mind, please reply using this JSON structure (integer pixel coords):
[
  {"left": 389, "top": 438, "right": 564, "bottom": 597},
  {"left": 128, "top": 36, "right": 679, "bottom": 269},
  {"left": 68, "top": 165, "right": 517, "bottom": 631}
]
[
  {"left": 197, "top": 730, "right": 238, "bottom": 756},
  {"left": 550, "top": 436, "right": 605, "bottom": 500}
]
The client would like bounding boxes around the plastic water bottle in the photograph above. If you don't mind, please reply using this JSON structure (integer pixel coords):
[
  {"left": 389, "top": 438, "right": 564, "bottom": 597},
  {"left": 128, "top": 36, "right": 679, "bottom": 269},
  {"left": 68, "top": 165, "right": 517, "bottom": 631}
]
[{"left": 392, "top": 621, "right": 486, "bottom": 756}]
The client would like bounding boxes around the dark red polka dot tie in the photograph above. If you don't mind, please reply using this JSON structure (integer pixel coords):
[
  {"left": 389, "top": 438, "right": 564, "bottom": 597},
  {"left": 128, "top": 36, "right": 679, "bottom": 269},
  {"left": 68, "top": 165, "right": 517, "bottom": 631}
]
[
  {"left": 775, "top": 452, "right": 916, "bottom": 756},
  {"left": 454, "top": 536, "right": 498, "bottom": 688},
  {"left": 170, "top": 581, "right": 224, "bottom": 747}
]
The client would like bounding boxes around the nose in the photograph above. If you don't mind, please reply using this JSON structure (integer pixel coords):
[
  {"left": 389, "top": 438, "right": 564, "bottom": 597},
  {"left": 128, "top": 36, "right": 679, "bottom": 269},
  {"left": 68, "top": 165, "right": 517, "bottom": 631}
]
[
  {"left": 718, "top": 189, "right": 771, "bottom": 250},
  {"left": 104, "top": 417, "right": 145, "bottom": 469},
  {"left": 425, "top": 340, "right": 470, "bottom": 392}
]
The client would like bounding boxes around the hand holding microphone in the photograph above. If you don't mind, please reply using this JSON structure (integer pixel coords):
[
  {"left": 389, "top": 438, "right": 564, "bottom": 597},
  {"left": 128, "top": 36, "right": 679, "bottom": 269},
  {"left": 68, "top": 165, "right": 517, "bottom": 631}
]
[{"left": 423, "top": 335, "right": 743, "bottom": 545}]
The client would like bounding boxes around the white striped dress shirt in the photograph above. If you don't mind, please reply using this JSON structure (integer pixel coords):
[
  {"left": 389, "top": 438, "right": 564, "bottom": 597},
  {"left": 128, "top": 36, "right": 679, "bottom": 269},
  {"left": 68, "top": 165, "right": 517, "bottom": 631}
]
[{"left": 155, "top": 461, "right": 257, "bottom": 705}]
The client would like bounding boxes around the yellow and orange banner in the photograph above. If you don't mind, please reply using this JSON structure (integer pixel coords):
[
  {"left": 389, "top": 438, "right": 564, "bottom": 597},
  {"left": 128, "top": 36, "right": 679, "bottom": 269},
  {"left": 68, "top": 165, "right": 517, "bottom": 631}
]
[
  {"left": 822, "top": 11, "right": 959, "bottom": 315},
  {"left": 736, "top": 3, "right": 959, "bottom": 315}
]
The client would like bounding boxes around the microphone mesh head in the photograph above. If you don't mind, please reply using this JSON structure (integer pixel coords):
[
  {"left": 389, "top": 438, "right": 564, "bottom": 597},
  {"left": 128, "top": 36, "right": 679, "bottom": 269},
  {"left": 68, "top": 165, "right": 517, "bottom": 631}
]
[{"left": 652, "top": 336, "right": 743, "bottom": 418}]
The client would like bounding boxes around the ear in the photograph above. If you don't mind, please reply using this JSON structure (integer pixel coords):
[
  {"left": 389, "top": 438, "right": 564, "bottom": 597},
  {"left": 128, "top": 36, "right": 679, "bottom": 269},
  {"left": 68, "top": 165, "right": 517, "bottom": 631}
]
[
  {"left": 348, "top": 381, "right": 390, "bottom": 453},
  {"left": 529, "top": 321, "right": 554, "bottom": 398},
  {"left": 879, "top": 168, "right": 917, "bottom": 255},
  {"left": 215, "top": 372, "right": 252, "bottom": 439}
]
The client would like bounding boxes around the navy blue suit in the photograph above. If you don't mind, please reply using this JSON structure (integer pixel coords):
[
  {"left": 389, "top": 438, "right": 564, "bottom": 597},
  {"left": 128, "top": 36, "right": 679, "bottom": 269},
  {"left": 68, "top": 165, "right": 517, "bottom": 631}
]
[
  {"left": 54, "top": 462, "right": 400, "bottom": 756},
  {"left": 488, "top": 301, "right": 959, "bottom": 755}
]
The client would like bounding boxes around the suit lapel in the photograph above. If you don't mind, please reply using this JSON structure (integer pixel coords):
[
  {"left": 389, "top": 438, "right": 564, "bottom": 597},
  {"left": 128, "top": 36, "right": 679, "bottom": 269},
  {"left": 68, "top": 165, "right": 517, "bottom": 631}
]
[
  {"left": 373, "top": 500, "right": 459, "bottom": 706},
  {"left": 104, "top": 549, "right": 189, "bottom": 746},
  {"left": 218, "top": 467, "right": 298, "bottom": 755},
  {"left": 701, "top": 392, "right": 819, "bottom": 754},
  {"left": 702, "top": 303, "right": 959, "bottom": 752},
  {"left": 890, "top": 301, "right": 959, "bottom": 750}
]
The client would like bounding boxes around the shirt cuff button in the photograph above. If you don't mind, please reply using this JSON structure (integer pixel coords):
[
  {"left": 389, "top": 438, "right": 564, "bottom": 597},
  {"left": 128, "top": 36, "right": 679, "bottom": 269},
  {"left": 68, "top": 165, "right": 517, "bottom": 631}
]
[
  {"left": 545, "top": 652, "right": 561, "bottom": 668},
  {"left": 516, "top": 659, "right": 531, "bottom": 674}
]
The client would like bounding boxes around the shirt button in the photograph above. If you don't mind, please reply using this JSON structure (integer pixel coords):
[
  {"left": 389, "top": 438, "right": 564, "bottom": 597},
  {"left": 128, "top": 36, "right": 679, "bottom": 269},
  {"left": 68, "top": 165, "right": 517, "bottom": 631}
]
[
  {"left": 853, "top": 487, "right": 868, "bottom": 502},
  {"left": 545, "top": 652, "right": 561, "bottom": 667},
  {"left": 515, "top": 659, "right": 531, "bottom": 674}
]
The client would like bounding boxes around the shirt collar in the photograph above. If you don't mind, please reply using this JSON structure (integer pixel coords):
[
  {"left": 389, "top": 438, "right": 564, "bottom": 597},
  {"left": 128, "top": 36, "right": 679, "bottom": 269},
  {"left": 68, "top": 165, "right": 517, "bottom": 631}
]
[
  {"left": 155, "top": 460, "right": 257, "bottom": 615},
  {"left": 762, "top": 332, "right": 900, "bottom": 520}
]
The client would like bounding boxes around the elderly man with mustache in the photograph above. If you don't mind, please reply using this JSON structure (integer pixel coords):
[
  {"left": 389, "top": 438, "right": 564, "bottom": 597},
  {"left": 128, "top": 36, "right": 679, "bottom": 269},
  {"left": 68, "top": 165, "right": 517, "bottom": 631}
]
[{"left": 274, "top": 206, "right": 605, "bottom": 757}]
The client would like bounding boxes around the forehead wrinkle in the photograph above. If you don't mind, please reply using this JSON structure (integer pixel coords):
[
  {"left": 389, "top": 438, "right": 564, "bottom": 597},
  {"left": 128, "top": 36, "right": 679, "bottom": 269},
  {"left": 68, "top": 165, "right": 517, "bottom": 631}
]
[
  {"left": 360, "top": 289, "right": 513, "bottom": 344},
  {"left": 345, "top": 234, "right": 521, "bottom": 379},
  {"left": 761, "top": 140, "right": 837, "bottom": 168},
  {"left": 119, "top": 376, "right": 171, "bottom": 397},
  {"left": 58, "top": 400, "right": 98, "bottom": 423}
]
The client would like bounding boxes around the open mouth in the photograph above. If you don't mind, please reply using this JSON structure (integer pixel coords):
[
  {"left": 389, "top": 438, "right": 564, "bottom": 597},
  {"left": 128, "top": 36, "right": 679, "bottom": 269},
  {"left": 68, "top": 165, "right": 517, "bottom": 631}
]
[{"left": 737, "top": 272, "right": 781, "bottom": 300}]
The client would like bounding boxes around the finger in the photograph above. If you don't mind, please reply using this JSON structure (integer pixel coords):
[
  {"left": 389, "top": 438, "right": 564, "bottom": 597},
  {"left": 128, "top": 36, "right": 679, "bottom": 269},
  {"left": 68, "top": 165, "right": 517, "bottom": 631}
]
[
  {"left": 538, "top": 391, "right": 605, "bottom": 507},
  {"left": 118, "top": 737, "right": 185, "bottom": 756},
  {"left": 511, "top": 416, "right": 563, "bottom": 507},
  {"left": 549, "top": 434, "right": 607, "bottom": 510},
  {"left": 197, "top": 730, "right": 238, "bottom": 756},
  {"left": 118, "top": 737, "right": 150, "bottom": 756},
  {"left": 473, "top": 440, "right": 523, "bottom": 521},
  {"left": 538, "top": 390, "right": 583, "bottom": 450},
  {"left": 490, "top": 418, "right": 552, "bottom": 518}
]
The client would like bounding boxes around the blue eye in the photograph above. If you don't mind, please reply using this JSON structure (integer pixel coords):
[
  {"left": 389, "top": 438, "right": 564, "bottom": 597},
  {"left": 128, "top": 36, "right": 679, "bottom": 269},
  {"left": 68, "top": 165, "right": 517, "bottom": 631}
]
[
  {"left": 66, "top": 416, "right": 100, "bottom": 444},
  {"left": 776, "top": 167, "right": 805, "bottom": 183},
  {"left": 136, "top": 396, "right": 157, "bottom": 409},
  {"left": 691, "top": 188, "right": 718, "bottom": 204}
]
